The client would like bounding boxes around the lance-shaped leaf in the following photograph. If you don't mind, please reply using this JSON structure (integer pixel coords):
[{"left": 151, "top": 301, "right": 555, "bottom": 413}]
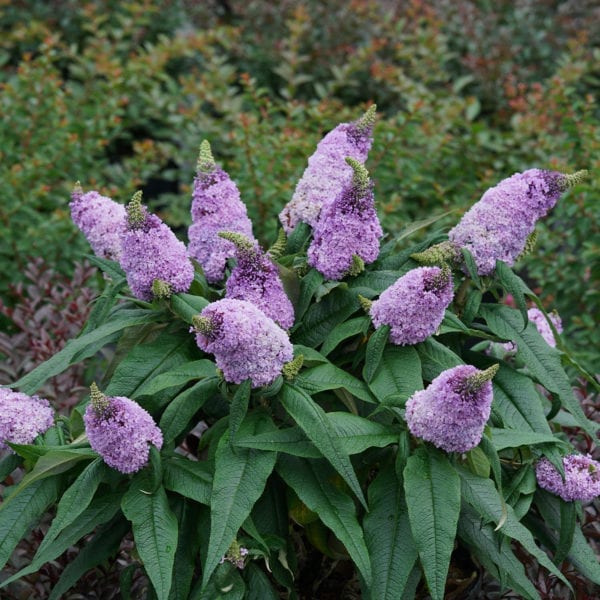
[
  {"left": 363, "top": 324, "right": 390, "bottom": 383},
  {"left": 163, "top": 457, "right": 213, "bottom": 505},
  {"left": 367, "top": 345, "right": 422, "bottom": 405}
]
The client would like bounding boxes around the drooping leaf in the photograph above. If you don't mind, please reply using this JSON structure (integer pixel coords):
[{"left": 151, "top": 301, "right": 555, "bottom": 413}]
[
  {"left": 170, "top": 293, "right": 210, "bottom": 324},
  {"left": 363, "top": 325, "right": 390, "bottom": 383},
  {"left": 294, "top": 268, "right": 323, "bottom": 322},
  {"left": 81, "top": 275, "right": 127, "bottom": 334},
  {"left": 245, "top": 563, "right": 280, "bottom": 600},
  {"left": 494, "top": 260, "right": 530, "bottom": 325},
  {"left": 134, "top": 360, "right": 217, "bottom": 397},
  {"left": 163, "top": 456, "right": 213, "bottom": 505},
  {"left": 320, "top": 316, "right": 370, "bottom": 357},
  {"left": 416, "top": 338, "right": 464, "bottom": 382},
  {"left": 367, "top": 345, "right": 422, "bottom": 405},
  {"left": 229, "top": 380, "right": 252, "bottom": 443},
  {"left": 487, "top": 428, "right": 566, "bottom": 451}
]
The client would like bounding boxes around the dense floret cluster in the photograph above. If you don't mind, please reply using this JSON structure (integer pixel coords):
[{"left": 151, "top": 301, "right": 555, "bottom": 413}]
[{"left": 535, "top": 455, "right": 600, "bottom": 502}]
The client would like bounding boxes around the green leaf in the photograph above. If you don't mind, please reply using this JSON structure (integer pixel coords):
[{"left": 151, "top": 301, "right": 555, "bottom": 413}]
[
  {"left": 13, "top": 308, "right": 162, "bottom": 395},
  {"left": 170, "top": 293, "right": 210, "bottom": 324},
  {"left": 81, "top": 276, "right": 127, "bottom": 333},
  {"left": 363, "top": 325, "right": 390, "bottom": 383},
  {"left": 0, "top": 477, "right": 60, "bottom": 569},
  {"left": 163, "top": 456, "right": 213, "bottom": 505},
  {"left": 403, "top": 446, "right": 460, "bottom": 600},
  {"left": 245, "top": 563, "right": 279, "bottom": 600},
  {"left": 0, "top": 453, "right": 22, "bottom": 481},
  {"left": 203, "top": 413, "right": 277, "bottom": 587},
  {"left": 368, "top": 345, "right": 422, "bottom": 405},
  {"left": 134, "top": 360, "right": 217, "bottom": 397},
  {"left": 494, "top": 261, "right": 529, "bottom": 325},
  {"left": 555, "top": 500, "right": 576, "bottom": 565},
  {"left": 280, "top": 383, "right": 367, "bottom": 509},
  {"left": 461, "top": 247, "right": 481, "bottom": 288},
  {"left": 363, "top": 463, "right": 418, "bottom": 599},
  {"left": 479, "top": 304, "right": 598, "bottom": 436},
  {"left": 285, "top": 221, "right": 311, "bottom": 254},
  {"left": 292, "top": 286, "right": 359, "bottom": 347},
  {"left": 295, "top": 362, "right": 375, "bottom": 404},
  {"left": 294, "top": 268, "right": 323, "bottom": 321},
  {"left": 350, "top": 270, "right": 404, "bottom": 295},
  {"left": 488, "top": 428, "right": 567, "bottom": 451},
  {"left": 277, "top": 455, "right": 372, "bottom": 587},
  {"left": 320, "top": 316, "right": 370, "bottom": 357},
  {"left": 462, "top": 288, "right": 482, "bottom": 326},
  {"left": 195, "top": 563, "right": 246, "bottom": 600},
  {"left": 122, "top": 478, "right": 179, "bottom": 600},
  {"left": 229, "top": 380, "right": 252, "bottom": 443},
  {"left": 86, "top": 254, "right": 126, "bottom": 280},
  {"left": 416, "top": 338, "right": 464, "bottom": 381},
  {"left": 160, "top": 377, "right": 219, "bottom": 446}
]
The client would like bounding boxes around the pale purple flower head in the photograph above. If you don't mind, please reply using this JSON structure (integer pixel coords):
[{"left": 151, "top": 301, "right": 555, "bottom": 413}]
[
  {"left": 119, "top": 191, "right": 194, "bottom": 301},
  {"left": 448, "top": 169, "right": 588, "bottom": 275},
  {"left": 70, "top": 185, "right": 127, "bottom": 260},
  {"left": 307, "top": 158, "right": 383, "bottom": 280},
  {"left": 535, "top": 454, "right": 600, "bottom": 502},
  {"left": 84, "top": 384, "right": 163, "bottom": 474},
  {"left": 0, "top": 389, "right": 54, "bottom": 451},
  {"left": 370, "top": 266, "right": 454, "bottom": 345},
  {"left": 279, "top": 106, "right": 376, "bottom": 233},
  {"left": 221, "top": 232, "right": 295, "bottom": 329},
  {"left": 192, "top": 298, "right": 293, "bottom": 387},
  {"left": 188, "top": 141, "right": 254, "bottom": 283},
  {"left": 405, "top": 364, "right": 497, "bottom": 453},
  {"left": 527, "top": 307, "right": 562, "bottom": 347}
]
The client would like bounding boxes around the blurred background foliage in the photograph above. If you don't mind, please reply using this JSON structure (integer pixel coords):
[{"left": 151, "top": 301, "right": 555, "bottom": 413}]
[{"left": 0, "top": 0, "right": 598, "bottom": 366}]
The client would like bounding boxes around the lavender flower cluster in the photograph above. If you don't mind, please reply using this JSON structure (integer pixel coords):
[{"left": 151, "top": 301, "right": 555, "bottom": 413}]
[
  {"left": 535, "top": 454, "right": 600, "bottom": 502},
  {"left": 370, "top": 266, "right": 454, "bottom": 345},
  {"left": 0, "top": 389, "right": 54, "bottom": 451},
  {"left": 527, "top": 307, "right": 562, "bottom": 347}
]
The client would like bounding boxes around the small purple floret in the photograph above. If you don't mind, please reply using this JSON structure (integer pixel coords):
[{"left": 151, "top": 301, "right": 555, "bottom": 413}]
[
  {"left": 84, "top": 395, "right": 163, "bottom": 474},
  {"left": 536, "top": 454, "right": 600, "bottom": 502},
  {"left": 70, "top": 189, "right": 127, "bottom": 260},
  {"left": 371, "top": 267, "right": 454, "bottom": 345},
  {"left": 193, "top": 299, "right": 293, "bottom": 387},
  {"left": 405, "top": 365, "right": 494, "bottom": 453},
  {"left": 527, "top": 307, "right": 562, "bottom": 347},
  {"left": 0, "top": 389, "right": 54, "bottom": 451}
]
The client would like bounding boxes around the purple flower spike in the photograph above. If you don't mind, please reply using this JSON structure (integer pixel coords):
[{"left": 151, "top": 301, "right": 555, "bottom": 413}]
[
  {"left": 221, "top": 232, "right": 295, "bottom": 329},
  {"left": 70, "top": 184, "right": 127, "bottom": 260},
  {"left": 536, "top": 454, "right": 600, "bottom": 502},
  {"left": 370, "top": 266, "right": 454, "bottom": 345},
  {"left": 0, "top": 389, "right": 54, "bottom": 451},
  {"left": 119, "top": 191, "right": 194, "bottom": 301},
  {"left": 406, "top": 364, "right": 498, "bottom": 453},
  {"left": 307, "top": 157, "right": 382, "bottom": 280},
  {"left": 527, "top": 307, "right": 562, "bottom": 347},
  {"left": 448, "top": 169, "right": 588, "bottom": 275},
  {"left": 188, "top": 140, "right": 254, "bottom": 283},
  {"left": 192, "top": 298, "right": 293, "bottom": 387},
  {"left": 84, "top": 384, "right": 163, "bottom": 474},
  {"left": 279, "top": 105, "right": 376, "bottom": 233}
]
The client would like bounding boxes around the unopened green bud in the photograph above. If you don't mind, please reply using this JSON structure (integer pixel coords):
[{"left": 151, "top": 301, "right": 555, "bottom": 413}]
[
  {"left": 345, "top": 157, "right": 370, "bottom": 194},
  {"left": 411, "top": 241, "right": 461, "bottom": 267},
  {"left": 463, "top": 364, "right": 499, "bottom": 394},
  {"left": 347, "top": 253, "right": 365, "bottom": 277},
  {"left": 127, "top": 190, "right": 146, "bottom": 228},
  {"left": 356, "top": 104, "right": 377, "bottom": 133},
  {"left": 90, "top": 382, "right": 110, "bottom": 414},
  {"left": 72, "top": 181, "right": 83, "bottom": 202},
  {"left": 218, "top": 231, "right": 255, "bottom": 254},
  {"left": 151, "top": 279, "right": 172, "bottom": 299},
  {"left": 197, "top": 140, "right": 216, "bottom": 173},
  {"left": 516, "top": 230, "right": 538, "bottom": 261},
  {"left": 192, "top": 315, "right": 216, "bottom": 337},
  {"left": 283, "top": 354, "right": 304, "bottom": 380},
  {"left": 268, "top": 228, "right": 287, "bottom": 259},
  {"left": 558, "top": 169, "right": 588, "bottom": 191},
  {"left": 357, "top": 294, "right": 373, "bottom": 314}
]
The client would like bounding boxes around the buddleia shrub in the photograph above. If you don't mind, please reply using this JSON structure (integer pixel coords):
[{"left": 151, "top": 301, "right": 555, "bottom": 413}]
[{"left": 1, "top": 108, "right": 599, "bottom": 599}]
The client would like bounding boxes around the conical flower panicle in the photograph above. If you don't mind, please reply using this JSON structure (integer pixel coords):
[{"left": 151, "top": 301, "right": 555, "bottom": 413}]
[
  {"left": 0, "top": 389, "right": 54, "bottom": 451},
  {"left": 448, "top": 169, "right": 588, "bottom": 276},
  {"left": 405, "top": 364, "right": 496, "bottom": 453},
  {"left": 536, "top": 454, "right": 600, "bottom": 502},
  {"left": 84, "top": 385, "right": 163, "bottom": 474},
  {"left": 370, "top": 266, "right": 454, "bottom": 345},
  {"left": 192, "top": 299, "right": 293, "bottom": 388},
  {"left": 307, "top": 159, "right": 382, "bottom": 280},
  {"left": 188, "top": 140, "right": 254, "bottom": 283},
  {"left": 119, "top": 191, "right": 194, "bottom": 301},
  {"left": 279, "top": 106, "right": 376, "bottom": 233},
  {"left": 220, "top": 232, "right": 295, "bottom": 329},
  {"left": 70, "top": 186, "right": 127, "bottom": 260}
]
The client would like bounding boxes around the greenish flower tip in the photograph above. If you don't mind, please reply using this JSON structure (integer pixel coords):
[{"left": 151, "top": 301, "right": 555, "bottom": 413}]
[
  {"left": 357, "top": 294, "right": 373, "bottom": 314},
  {"left": 356, "top": 104, "right": 377, "bottom": 132},
  {"left": 151, "top": 278, "right": 172, "bottom": 299},
  {"left": 218, "top": 230, "right": 255, "bottom": 254},
  {"left": 345, "top": 157, "right": 370, "bottom": 192},
  {"left": 268, "top": 228, "right": 287, "bottom": 259},
  {"left": 191, "top": 314, "right": 215, "bottom": 337},
  {"left": 411, "top": 241, "right": 461, "bottom": 267},
  {"left": 463, "top": 364, "right": 499, "bottom": 394},
  {"left": 90, "top": 382, "right": 110, "bottom": 415},
  {"left": 283, "top": 354, "right": 304, "bottom": 380},
  {"left": 347, "top": 253, "right": 365, "bottom": 277},
  {"left": 126, "top": 190, "right": 146, "bottom": 228},
  {"left": 558, "top": 169, "right": 589, "bottom": 191},
  {"left": 516, "top": 230, "right": 538, "bottom": 261},
  {"left": 197, "top": 139, "right": 216, "bottom": 173},
  {"left": 72, "top": 181, "right": 83, "bottom": 201}
]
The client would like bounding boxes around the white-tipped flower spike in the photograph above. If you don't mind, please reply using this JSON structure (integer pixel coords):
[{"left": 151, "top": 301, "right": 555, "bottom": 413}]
[
  {"left": 536, "top": 454, "right": 600, "bottom": 502},
  {"left": 448, "top": 169, "right": 588, "bottom": 275},
  {"left": 279, "top": 105, "right": 376, "bottom": 233},
  {"left": 405, "top": 364, "right": 498, "bottom": 453},
  {"left": 192, "top": 299, "right": 293, "bottom": 388},
  {"left": 119, "top": 191, "right": 194, "bottom": 301},
  {"left": 188, "top": 140, "right": 255, "bottom": 283},
  {"left": 0, "top": 389, "right": 54, "bottom": 451},
  {"left": 70, "top": 184, "right": 127, "bottom": 260},
  {"left": 84, "top": 383, "right": 163, "bottom": 474}
]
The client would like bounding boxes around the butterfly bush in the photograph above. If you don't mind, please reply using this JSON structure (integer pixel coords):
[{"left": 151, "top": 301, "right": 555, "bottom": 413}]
[
  {"left": 279, "top": 105, "right": 376, "bottom": 233},
  {"left": 188, "top": 141, "right": 254, "bottom": 283},
  {"left": 192, "top": 298, "right": 293, "bottom": 387},
  {"left": 221, "top": 232, "right": 295, "bottom": 329},
  {"left": 0, "top": 389, "right": 54, "bottom": 451},
  {"left": 119, "top": 191, "right": 194, "bottom": 301},
  {"left": 370, "top": 266, "right": 454, "bottom": 345},
  {"left": 70, "top": 185, "right": 127, "bottom": 260},
  {"left": 405, "top": 364, "right": 498, "bottom": 453},
  {"left": 84, "top": 384, "right": 163, "bottom": 474},
  {"left": 527, "top": 307, "right": 562, "bottom": 347},
  {"left": 535, "top": 455, "right": 600, "bottom": 502}
]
